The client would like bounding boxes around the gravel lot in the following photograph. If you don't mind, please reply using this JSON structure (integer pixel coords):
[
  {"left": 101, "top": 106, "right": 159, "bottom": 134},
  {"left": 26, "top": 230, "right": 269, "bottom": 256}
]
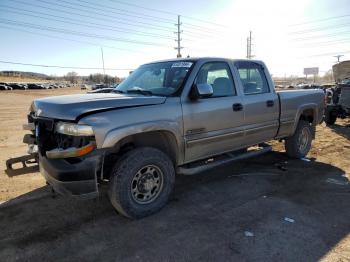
[{"left": 0, "top": 89, "right": 349, "bottom": 261}]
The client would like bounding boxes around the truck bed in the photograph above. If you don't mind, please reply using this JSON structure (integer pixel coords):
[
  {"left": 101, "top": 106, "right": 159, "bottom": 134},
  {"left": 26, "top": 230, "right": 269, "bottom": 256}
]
[{"left": 276, "top": 89, "right": 325, "bottom": 138}]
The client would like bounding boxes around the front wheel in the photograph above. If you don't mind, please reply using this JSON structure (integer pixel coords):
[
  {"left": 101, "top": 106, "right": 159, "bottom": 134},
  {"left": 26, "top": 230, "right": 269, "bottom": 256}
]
[
  {"left": 108, "top": 147, "right": 175, "bottom": 219},
  {"left": 285, "top": 120, "right": 313, "bottom": 158}
]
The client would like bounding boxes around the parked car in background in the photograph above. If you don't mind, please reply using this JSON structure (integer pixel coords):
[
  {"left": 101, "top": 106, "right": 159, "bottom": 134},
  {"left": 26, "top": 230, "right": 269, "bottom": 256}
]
[
  {"left": 8, "top": 83, "right": 26, "bottom": 90},
  {"left": 27, "top": 84, "right": 42, "bottom": 89},
  {"left": 92, "top": 84, "right": 109, "bottom": 90},
  {"left": 0, "top": 84, "right": 9, "bottom": 90},
  {"left": 88, "top": 87, "right": 115, "bottom": 93}
]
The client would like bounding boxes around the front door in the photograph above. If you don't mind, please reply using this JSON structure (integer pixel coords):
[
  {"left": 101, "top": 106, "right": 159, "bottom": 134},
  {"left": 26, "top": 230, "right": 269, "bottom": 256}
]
[{"left": 182, "top": 61, "right": 245, "bottom": 163}]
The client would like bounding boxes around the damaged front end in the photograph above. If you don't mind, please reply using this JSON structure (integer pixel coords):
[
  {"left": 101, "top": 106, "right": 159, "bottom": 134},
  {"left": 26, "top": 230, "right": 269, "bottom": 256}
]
[{"left": 21, "top": 109, "right": 104, "bottom": 198}]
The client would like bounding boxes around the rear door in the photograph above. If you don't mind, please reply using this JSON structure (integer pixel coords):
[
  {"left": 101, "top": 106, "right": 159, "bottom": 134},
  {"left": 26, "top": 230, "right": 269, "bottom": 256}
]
[
  {"left": 234, "top": 61, "right": 279, "bottom": 145},
  {"left": 182, "top": 61, "right": 245, "bottom": 162}
]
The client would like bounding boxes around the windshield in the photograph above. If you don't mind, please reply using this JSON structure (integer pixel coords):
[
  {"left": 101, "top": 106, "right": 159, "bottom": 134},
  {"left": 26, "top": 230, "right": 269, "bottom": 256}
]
[{"left": 116, "top": 61, "right": 194, "bottom": 96}]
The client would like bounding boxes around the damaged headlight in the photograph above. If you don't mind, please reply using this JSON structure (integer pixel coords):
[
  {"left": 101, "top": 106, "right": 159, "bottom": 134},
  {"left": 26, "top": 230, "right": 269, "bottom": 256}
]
[{"left": 55, "top": 122, "right": 94, "bottom": 136}]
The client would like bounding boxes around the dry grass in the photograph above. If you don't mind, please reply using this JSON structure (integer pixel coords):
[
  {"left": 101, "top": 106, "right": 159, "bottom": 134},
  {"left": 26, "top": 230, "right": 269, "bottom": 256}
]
[{"left": 0, "top": 88, "right": 84, "bottom": 200}]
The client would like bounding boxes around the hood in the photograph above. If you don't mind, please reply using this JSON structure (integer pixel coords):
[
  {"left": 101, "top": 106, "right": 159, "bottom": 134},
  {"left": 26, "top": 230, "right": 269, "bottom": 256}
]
[{"left": 32, "top": 93, "right": 166, "bottom": 121}]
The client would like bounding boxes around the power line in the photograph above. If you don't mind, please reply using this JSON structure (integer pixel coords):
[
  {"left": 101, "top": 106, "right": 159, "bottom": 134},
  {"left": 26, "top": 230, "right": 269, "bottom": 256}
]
[
  {"left": 6, "top": 0, "right": 233, "bottom": 49},
  {"left": 108, "top": 0, "right": 177, "bottom": 16},
  {"left": 58, "top": 0, "right": 230, "bottom": 35},
  {"left": 294, "top": 38, "right": 350, "bottom": 47},
  {"left": 11, "top": 0, "right": 174, "bottom": 32},
  {"left": 289, "top": 22, "right": 350, "bottom": 35},
  {"left": 75, "top": 0, "right": 174, "bottom": 23},
  {"left": 58, "top": 0, "right": 173, "bottom": 25},
  {"left": 0, "top": 19, "right": 173, "bottom": 47},
  {"left": 181, "top": 16, "right": 230, "bottom": 29},
  {"left": 306, "top": 51, "right": 350, "bottom": 57},
  {"left": 0, "top": 6, "right": 174, "bottom": 40},
  {"left": 0, "top": 5, "right": 174, "bottom": 39},
  {"left": 181, "top": 22, "right": 226, "bottom": 34},
  {"left": 107, "top": 0, "right": 229, "bottom": 28},
  {"left": 0, "top": 60, "right": 134, "bottom": 70},
  {"left": 1, "top": 3, "right": 227, "bottom": 41},
  {"left": 0, "top": 25, "right": 146, "bottom": 53},
  {"left": 289, "top": 14, "right": 350, "bottom": 27},
  {"left": 290, "top": 31, "right": 350, "bottom": 41},
  {"left": 34, "top": 0, "right": 174, "bottom": 30}
]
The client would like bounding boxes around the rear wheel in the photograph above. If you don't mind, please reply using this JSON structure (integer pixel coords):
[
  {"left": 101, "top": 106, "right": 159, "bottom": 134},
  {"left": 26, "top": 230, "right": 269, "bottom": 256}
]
[
  {"left": 285, "top": 120, "right": 313, "bottom": 158},
  {"left": 108, "top": 147, "right": 175, "bottom": 219},
  {"left": 325, "top": 109, "right": 337, "bottom": 125}
]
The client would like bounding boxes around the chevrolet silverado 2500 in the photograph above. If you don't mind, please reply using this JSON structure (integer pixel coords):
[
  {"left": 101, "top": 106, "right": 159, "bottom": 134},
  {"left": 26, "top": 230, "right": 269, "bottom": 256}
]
[{"left": 22, "top": 58, "right": 324, "bottom": 218}]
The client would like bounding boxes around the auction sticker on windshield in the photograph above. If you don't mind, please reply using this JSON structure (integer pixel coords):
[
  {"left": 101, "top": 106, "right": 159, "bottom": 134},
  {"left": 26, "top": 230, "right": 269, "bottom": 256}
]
[{"left": 171, "top": 62, "right": 193, "bottom": 68}]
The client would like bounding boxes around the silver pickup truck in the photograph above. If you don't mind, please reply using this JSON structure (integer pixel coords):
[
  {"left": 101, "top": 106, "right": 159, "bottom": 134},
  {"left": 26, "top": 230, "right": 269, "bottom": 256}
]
[{"left": 22, "top": 58, "right": 324, "bottom": 218}]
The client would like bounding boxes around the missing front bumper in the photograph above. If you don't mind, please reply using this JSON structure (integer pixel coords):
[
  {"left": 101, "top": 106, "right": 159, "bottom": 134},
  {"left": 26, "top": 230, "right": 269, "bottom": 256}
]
[{"left": 39, "top": 153, "right": 101, "bottom": 199}]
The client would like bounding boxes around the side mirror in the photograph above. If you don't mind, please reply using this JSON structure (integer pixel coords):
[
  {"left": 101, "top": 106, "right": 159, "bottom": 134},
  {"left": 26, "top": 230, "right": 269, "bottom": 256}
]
[{"left": 191, "top": 83, "right": 213, "bottom": 99}]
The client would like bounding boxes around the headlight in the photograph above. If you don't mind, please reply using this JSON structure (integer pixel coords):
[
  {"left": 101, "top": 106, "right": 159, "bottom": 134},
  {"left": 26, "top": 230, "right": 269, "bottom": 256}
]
[{"left": 55, "top": 122, "right": 94, "bottom": 136}]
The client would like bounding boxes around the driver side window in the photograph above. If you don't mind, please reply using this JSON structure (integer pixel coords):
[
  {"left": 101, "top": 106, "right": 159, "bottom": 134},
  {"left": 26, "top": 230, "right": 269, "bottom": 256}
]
[{"left": 195, "top": 62, "right": 236, "bottom": 97}]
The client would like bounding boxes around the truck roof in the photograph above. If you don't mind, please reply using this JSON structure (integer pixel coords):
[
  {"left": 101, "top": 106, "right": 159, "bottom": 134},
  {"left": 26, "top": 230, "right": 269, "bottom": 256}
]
[{"left": 145, "top": 57, "right": 264, "bottom": 65}]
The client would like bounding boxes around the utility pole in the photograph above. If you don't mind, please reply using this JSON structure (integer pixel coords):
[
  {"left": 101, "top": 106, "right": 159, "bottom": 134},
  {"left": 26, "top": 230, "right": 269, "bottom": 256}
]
[
  {"left": 174, "top": 15, "right": 183, "bottom": 58},
  {"left": 246, "top": 31, "right": 253, "bottom": 59},
  {"left": 334, "top": 55, "right": 343, "bottom": 63},
  {"left": 100, "top": 47, "right": 106, "bottom": 76},
  {"left": 246, "top": 37, "right": 249, "bottom": 59}
]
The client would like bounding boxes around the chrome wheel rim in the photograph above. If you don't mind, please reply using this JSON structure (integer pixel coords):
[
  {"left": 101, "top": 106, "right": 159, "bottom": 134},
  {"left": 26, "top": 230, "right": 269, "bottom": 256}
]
[
  {"left": 298, "top": 127, "right": 310, "bottom": 153},
  {"left": 130, "top": 165, "right": 164, "bottom": 204}
]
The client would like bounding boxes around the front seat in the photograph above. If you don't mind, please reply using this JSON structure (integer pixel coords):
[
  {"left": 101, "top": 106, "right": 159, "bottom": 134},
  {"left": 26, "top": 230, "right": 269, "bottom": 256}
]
[
  {"left": 212, "top": 77, "right": 233, "bottom": 96},
  {"left": 244, "top": 82, "right": 258, "bottom": 94}
]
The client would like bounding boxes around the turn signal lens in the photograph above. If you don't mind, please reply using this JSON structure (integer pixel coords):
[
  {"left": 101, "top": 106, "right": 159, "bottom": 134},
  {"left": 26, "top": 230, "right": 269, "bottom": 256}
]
[{"left": 46, "top": 142, "right": 96, "bottom": 159}]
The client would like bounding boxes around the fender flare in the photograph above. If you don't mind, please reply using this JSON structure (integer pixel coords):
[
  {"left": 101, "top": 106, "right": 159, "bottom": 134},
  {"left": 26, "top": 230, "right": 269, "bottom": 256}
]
[
  {"left": 101, "top": 120, "right": 184, "bottom": 163},
  {"left": 291, "top": 103, "right": 318, "bottom": 135}
]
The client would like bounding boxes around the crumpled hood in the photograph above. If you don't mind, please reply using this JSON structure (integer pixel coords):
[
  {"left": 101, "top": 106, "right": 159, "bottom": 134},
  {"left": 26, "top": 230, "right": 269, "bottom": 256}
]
[{"left": 32, "top": 93, "right": 166, "bottom": 121}]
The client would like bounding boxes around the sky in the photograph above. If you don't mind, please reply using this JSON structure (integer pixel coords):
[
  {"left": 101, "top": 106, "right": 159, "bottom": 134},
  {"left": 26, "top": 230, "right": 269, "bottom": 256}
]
[{"left": 0, "top": 0, "right": 349, "bottom": 77}]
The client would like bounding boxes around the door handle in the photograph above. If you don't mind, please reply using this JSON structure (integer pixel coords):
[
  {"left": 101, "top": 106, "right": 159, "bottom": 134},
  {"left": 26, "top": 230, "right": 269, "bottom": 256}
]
[
  {"left": 232, "top": 103, "right": 243, "bottom": 111},
  {"left": 266, "top": 100, "right": 274, "bottom": 107}
]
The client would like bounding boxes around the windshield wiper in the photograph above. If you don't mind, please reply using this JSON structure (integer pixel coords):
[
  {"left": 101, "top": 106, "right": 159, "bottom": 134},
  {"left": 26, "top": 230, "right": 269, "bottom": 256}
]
[
  {"left": 112, "top": 89, "right": 125, "bottom": 94},
  {"left": 126, "top": 89, "right": 153, "bottom": 96}
]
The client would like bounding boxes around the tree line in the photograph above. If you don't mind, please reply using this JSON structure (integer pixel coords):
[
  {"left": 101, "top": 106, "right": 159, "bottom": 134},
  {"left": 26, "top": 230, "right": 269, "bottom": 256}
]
[{"left": 65, "top": 71, "right": 123, "bottom": 85}]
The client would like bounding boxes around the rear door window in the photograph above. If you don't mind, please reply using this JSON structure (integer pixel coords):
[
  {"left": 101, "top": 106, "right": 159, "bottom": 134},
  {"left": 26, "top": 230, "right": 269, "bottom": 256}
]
[{"left": 236, "top": 62, "right": 270, "bottom": 95}]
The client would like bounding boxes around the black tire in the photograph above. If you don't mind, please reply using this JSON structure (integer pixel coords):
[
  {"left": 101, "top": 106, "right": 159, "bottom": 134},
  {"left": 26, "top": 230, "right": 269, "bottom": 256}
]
[
  {"left": 324, "top": 109, "right": 337, "bottom": 125},
  {"left": 285, "top": 120, "right": 313, "bottom": 158},
  {"left": 108, "top": 147, "right": 175, "bottom": 219}
]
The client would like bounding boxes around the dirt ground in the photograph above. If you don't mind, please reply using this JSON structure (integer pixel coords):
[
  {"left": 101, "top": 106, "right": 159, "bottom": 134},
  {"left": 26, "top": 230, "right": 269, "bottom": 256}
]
[{"left": 0, "top": 89, "right": 350, "bottom": 261}]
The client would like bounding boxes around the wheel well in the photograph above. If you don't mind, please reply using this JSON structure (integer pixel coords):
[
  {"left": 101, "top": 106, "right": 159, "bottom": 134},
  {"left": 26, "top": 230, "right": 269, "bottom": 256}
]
[
  {"left": 299, "top": 108, "right": 314, "bottom": 124},
  {"left": 114, "top": 131, "right": 178, "bottom": 165},
  {"left": 101, "top": 131, "right": 178, "bottom": 180}
]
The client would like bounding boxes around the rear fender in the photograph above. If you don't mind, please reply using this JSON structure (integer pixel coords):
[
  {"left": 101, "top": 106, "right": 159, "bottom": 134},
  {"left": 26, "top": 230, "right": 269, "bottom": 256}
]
[{"left": 292, "top": 103, "right": 318, "bottom": 135}]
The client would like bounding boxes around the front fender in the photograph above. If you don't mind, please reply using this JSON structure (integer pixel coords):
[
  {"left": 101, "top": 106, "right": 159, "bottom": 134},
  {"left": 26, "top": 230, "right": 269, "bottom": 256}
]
[{"left": 101, "top": 120, "right": 184, "bottom": 163}]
